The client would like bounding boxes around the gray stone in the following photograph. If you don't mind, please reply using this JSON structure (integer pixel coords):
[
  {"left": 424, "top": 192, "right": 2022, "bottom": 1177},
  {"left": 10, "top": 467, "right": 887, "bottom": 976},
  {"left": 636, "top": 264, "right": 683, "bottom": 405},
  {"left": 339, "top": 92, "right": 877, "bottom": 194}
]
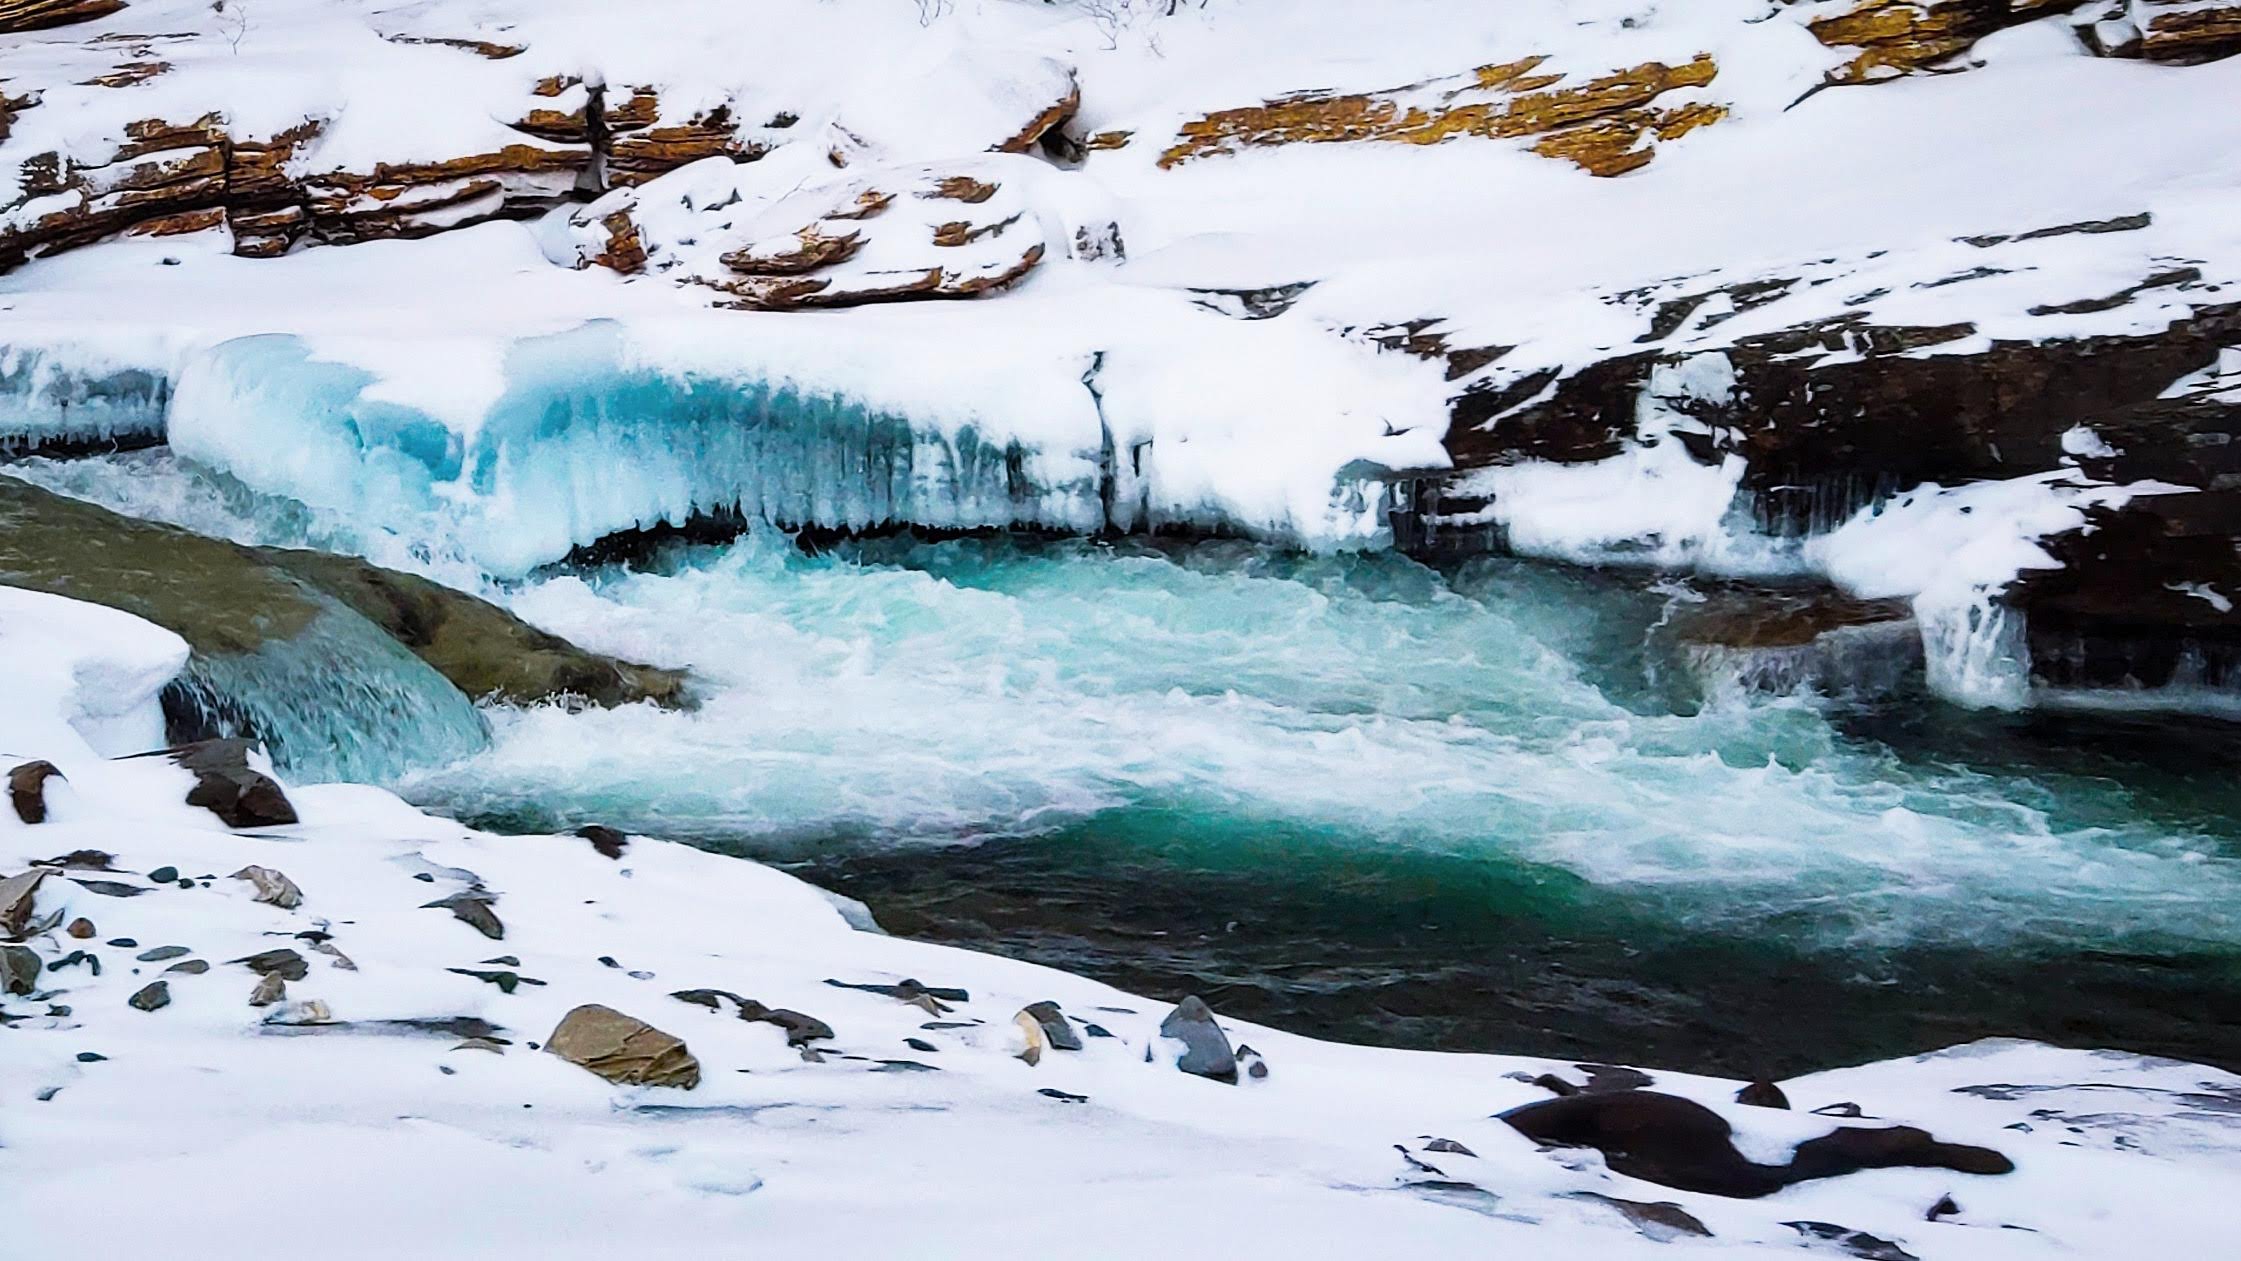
[
  {"left": 136, "top": 945, "right": 191, "bottom": 962},
  {"left": 1158, "top": 995, "right": 1238, "bottom": 1083},
  {"left": 228, "top": 948, "right": 308, "bottom": 980},
  {"left": 1020, "top": 1000, "right": 1083, "bottom": 1052},
  {"left": 128, "top": 980, "right": 170, "bottom": 1012},
  {"left": 422, "top": 892, "right": 504, "bottom": 940},
  {"left": 230, "top": 865, "right": 303, "bottom": 909},
  {"left": 1, "top": 944, "right": 41, "bottom": 996},
  {"left": 165, "top": 959, "right": 210, "bottom": 975}
]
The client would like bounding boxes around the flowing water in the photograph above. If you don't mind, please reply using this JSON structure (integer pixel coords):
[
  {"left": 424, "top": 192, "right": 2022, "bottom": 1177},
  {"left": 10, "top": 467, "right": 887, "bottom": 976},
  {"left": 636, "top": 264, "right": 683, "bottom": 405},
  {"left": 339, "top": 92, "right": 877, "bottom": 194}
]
[{"left": 15, "top": 454, "right": 2241, "bottom": 1074}]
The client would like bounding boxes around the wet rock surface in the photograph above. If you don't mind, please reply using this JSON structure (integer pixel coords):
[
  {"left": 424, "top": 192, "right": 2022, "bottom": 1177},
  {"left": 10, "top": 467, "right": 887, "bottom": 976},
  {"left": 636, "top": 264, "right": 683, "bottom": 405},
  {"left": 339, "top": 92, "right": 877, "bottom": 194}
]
[{"left": 0, "top": 481, "right": 686, "bottom": 768}]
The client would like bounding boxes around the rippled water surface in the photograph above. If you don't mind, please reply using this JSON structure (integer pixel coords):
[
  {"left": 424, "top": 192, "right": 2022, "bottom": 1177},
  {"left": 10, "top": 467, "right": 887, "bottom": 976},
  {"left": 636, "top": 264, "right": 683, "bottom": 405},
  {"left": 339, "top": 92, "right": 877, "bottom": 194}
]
[
  {"left": 410, "top": 534, "right": 2241, "bottom": 1074},
  {"left": 16, "top": 454, "right": 2241, "bottom": 1073}
]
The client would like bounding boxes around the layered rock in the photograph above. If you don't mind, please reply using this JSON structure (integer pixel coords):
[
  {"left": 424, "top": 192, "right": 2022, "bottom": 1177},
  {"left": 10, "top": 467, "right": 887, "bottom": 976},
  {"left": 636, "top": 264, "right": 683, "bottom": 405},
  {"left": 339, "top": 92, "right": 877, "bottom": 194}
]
[
  {"left": 1802, "top": 1, "right": 2086, "bottom": 82},
  {"left": 571, "top": 153, "right": 1089, "bottom": 310},
  {"left": 1158, "top": 55, "right": 1725, "bottom": 177},
  {"left": 297, "top": 143, "right": 588, "bottom": 244},
  {"left": 2130, "top": 0, "right": 2241, "bottom": 61},
  {"left": 0, "top": 0, "right": 124, "bottom": 34}
]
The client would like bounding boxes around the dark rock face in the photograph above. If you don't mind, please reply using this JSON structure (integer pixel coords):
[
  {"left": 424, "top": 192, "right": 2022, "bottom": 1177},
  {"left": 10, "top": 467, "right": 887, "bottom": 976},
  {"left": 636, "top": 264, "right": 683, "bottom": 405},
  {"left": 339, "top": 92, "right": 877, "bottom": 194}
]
[
  {"left": 1498, "top": 1090, "right": 2012, "bottom": 1199},
  {"left": 1736, "top": 1080, "right": 1792, "bottom": 1109}
]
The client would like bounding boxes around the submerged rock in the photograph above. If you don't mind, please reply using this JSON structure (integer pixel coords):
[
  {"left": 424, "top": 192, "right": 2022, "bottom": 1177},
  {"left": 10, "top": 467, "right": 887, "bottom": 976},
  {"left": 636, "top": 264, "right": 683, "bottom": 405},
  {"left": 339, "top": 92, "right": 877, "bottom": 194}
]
[
  {"left": 0, "top": 480, "right": 686, "bottom": 778},
  {"left": 546, "top": 1004, "right": 701, "bottom": 1089},
  {"left": 1159, "top": 995, "right": 1238, "bottom": 1084}
]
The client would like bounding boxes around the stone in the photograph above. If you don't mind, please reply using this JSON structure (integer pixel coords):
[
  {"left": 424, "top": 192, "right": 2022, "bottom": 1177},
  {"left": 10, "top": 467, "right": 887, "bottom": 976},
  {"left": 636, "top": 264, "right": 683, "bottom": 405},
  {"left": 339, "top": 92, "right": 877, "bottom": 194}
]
[
  {"left": 1804, "top": 1, "right": 2083, "bottom": 84},
  {"left": 1785, "top": 1221, "right": 1922, "bottom": 1261},
  {"left": 0, "top": 1, "right": 129, "bottom": 37},
  {"left": 75, "top": 1051, "right": 106, "bottom": 1063},
  {"left": 669, "top": 989, "right": 833, "bottom": 1045},
  {"left": 1158, "top": 995, "right": 1238, "bottom": 1084},
  {"left": 45, "top": 949, "right": 96, "bottom": 974},
  {"left": 1, "top": 944, "right": 40, "bottom": 996},
  {"left": 68, "top": 878, "right": 144, "bottom": 898},
  {"left": 576, "top": 825, "right": 629, "bottom": 860},
  {"left": 145, "top": 739, "right": 298, "bottom": 829},
  {"left": 227, "top": 948, "right": 309, "bottom": 981},
  {"left": 1019, "top": 1001, "right": 1083, "bottom": 1052},
  {"left": 229, "top": 864, "right": 303, "bottom": 909},
  {"left": 164, "top": 959, "right": 209, "bottom": 975},
  {"left": 446, "top": 968, "right": 545, "bottom": 994},
  {"left": 1160, "top": 54, "right": 1724, "bottom": 177},
  {"left": 1012, "top": 1008, "right": 1049, "bottom": 1066},
  {"left": 136, "top": 946, "right": 190, "bottom": 962},
  {"left": 308, "top": 940, "right": 357, "bottom": 970},
  {"left": 1499, "top": 1091, "right": 2012, "bottom": 1199},
  {"left": 127, "top": 980, "right": 170, "bottom": 1012},
  {"left": 422, "top": 892, "right": 504, "bottom": 940},
  {"left": 2135, "top": 1, "right": 2241, "bottom": 63},
  {"left": 247, "top": 973, "right": 286, "bottom": 1006},
  {"left": 146, "top": 866, "right": 178, "bottom": 884},
  {"left": 1576, "top": 1193, "right": 1715, "bottom": 1242},
  {"left": 0, "top": 868, "right": 50, "bottom": 936},
  {"left": 8, "top": 760, "right": 63, "bottom": 823},
  {"left": 65, "top": 917, "right": 94, "bottom": 939},
  {"left": 0, "top": 481, "right": 688, "bottom": 720},
  {"left": 546, "top": 1004, "right": 701, "bottom": 1089},
  {"left": 1737, "top": 1080, "right": 1792, "bottom": 1109}
]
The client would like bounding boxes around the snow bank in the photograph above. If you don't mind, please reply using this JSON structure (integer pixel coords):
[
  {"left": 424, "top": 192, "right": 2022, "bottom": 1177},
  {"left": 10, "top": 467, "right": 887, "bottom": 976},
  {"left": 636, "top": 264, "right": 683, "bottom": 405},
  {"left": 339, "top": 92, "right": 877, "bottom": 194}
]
[{"left": 0, "top": 585, "right": 186, "bottom": 763}]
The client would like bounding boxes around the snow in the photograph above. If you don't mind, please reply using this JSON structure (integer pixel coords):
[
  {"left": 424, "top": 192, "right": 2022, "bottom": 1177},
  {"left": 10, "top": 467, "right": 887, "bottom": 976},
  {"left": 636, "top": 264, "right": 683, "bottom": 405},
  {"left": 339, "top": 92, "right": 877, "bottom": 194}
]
[
  {"left": 5, "top": 587, "right": 2241, "bottom": 1258},
  {"left": 0, "top": 586, "right": 187, "bottom": 762}
]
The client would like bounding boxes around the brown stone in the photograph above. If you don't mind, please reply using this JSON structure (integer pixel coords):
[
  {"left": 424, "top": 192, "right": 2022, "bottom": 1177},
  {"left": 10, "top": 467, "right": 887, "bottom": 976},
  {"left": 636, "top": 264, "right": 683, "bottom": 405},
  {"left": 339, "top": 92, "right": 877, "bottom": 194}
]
[
  {"left": 546, "top": 1004, "right": 701, "bottom": 1089},
  {"left": 229, "top": 864, "right": 303, "bottom": 910},
  {"left": 1159, "top": 54, "right": 1723, "bottom": 176},
  {"left": 8, "top": 761, "right": 63, "bottom": 824}
]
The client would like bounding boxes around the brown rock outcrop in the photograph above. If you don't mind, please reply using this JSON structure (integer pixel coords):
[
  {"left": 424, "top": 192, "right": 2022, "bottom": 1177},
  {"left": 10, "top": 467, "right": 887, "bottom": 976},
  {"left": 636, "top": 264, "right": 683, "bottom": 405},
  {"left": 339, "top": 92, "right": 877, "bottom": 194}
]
[
  {"left": 1159, "top": 55, "right": 1724, "bottom": 177},
  {"left": 2134, "top": 0, "right": 2241, "bottom": 61},
  {"left": 0, "top": 0, "right": 125, "bottom": 35},
  {"left": 1803, "top": 1, "right": 2083, "bottom": 82},
  {"left": 300, "top": 143, "right": 588, "bottom": 244}
]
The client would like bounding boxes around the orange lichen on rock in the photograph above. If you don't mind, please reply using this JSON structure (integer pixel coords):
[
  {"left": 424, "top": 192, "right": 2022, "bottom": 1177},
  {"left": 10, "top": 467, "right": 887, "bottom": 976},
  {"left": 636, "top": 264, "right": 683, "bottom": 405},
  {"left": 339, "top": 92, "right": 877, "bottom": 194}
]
[
  {"left": 1157, "top": 54, "right": 1723, "bottom": 176},
  {"left": 1806, "top": 0, "right": 2079, "bottom": 82}
]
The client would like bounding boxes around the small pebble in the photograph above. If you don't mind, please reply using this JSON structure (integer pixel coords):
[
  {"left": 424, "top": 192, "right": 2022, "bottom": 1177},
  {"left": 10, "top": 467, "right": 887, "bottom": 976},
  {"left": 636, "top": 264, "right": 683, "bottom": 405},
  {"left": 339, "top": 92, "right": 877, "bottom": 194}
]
[
  {"left": 413, "top": 873, "right": 435, "bottom": 882},
  {"left": 65, "top": 918, "right": 95, "bottom": 939},
  {"left": 105, "top": 939, "right": 137, "bottom": 949},
  {"left": 904, "top": 1037, "right": 938, "bottom": 1053},
  {"left": 438, "top": 1065, "right": 456, "bottom": 1076},
  {"left": 75, "top": 1051, "right": 106, "bottom": 1063},
  {"left": 165, "top": 960, "right": 210, "bottom": 975},
  {"left": 147, "top": 866, "right": 179, "bottom": 884},
  {"left": 137, "top": 946, "right": 190, "bottom": 962},
  {"left": 127, "top": 981, "right": 170, "bottom": 1012}
]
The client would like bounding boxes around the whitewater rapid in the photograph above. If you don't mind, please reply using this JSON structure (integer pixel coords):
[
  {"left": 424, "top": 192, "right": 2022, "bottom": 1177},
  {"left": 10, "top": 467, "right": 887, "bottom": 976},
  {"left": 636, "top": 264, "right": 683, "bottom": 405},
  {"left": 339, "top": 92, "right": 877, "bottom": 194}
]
[{"left": 13, "top": 451, "right": 2241, "bottom": 963}]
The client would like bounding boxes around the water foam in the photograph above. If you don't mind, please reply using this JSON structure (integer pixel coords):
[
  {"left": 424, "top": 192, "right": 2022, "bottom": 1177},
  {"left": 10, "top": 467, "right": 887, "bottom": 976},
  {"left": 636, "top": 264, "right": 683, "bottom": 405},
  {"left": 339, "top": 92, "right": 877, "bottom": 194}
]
[{"left": 402, "top": 535, "right": 2241, "bottom": 956}]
